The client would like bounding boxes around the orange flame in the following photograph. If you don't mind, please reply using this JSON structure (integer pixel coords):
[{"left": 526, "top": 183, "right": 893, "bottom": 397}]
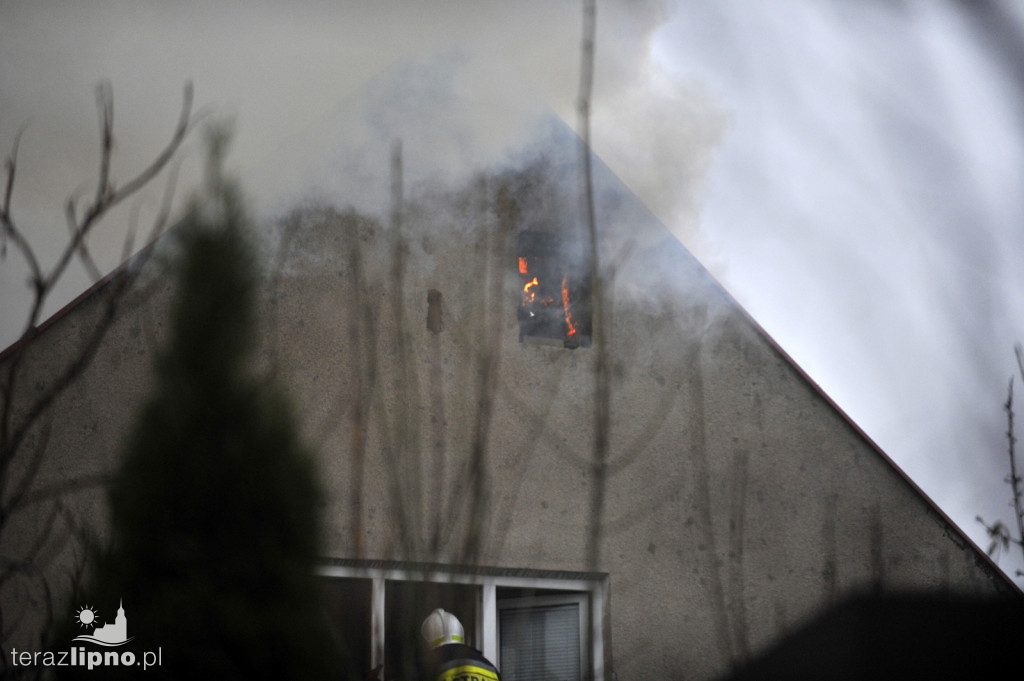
[
  {"left": 521, "top": 256, "right": 578, "bottom": 340},
  {"left": 524, "top": 277, "right": 539, "bottom": 304},
  {"left": 562, "top": 276, "right": 577, "bottom": 337}
]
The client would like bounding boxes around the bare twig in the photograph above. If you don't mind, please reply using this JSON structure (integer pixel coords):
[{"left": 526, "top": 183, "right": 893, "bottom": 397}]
[
  {"left": 66, "top": 194, "right": 104, "bottom": 281},
  {"left": 460, "top": 178, "right": 505, "bottom": 564},
  {"left": 578, "top": 0, "right": 610, "bottom": 573},
  {"left": 977, "top": 347, "right": 1024, "bottom": 575},
  {"left": 41, "top": 81, "right": 193, "bottom": 318},
  {"left": 377, "top": 139, "right": 426, "bottom": 561},
  {"left": 1, "top": 126, "right": 45, "bottom": 287},
  {"left": 1010, "top": 345, "right": 1024, "bottom": 563},
  {"left": 1, "top": 126, "right": 25, "bottom": 216}
]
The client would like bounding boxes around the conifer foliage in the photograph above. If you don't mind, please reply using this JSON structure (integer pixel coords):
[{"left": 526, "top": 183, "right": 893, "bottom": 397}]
[{"left": 63, "top": 144, "right": 341, "bottom": 679}]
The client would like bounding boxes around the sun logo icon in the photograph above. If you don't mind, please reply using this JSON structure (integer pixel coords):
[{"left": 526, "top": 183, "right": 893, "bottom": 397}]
[{"left": 75, "top": 605, "right": 99, "bottom": 629}]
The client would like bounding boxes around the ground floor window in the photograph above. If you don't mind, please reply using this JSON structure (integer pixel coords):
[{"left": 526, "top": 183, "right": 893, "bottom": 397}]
[
  {"left": 317, "top": 560, "right": 607, "bottom": 681},
  {"left": 498, "top": 591, "right": 588, "bottom": 681}
]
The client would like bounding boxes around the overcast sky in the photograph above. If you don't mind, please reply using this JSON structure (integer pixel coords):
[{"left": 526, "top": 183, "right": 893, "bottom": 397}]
[
  {"left": 3, "top": 0, "right": 1024, "bottom": 582},
  {"left": 652, "top": 0, "right": 1024, "bottom": 582}
]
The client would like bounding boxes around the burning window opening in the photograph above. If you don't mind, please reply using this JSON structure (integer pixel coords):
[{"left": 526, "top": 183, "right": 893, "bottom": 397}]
[{"left": 517, "top": 231, "right": 591, "bottom": 349}]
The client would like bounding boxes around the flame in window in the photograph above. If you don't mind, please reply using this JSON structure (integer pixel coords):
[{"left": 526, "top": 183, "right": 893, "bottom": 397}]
[
  {"left": 562, "top": 276, "right": 577, "bottom": 337},
  {"left": 517, "top": 231, "right": 588, "bottom": 347},
  {"left": 524, "top": 277, "right": 539, "bottom": 305}
]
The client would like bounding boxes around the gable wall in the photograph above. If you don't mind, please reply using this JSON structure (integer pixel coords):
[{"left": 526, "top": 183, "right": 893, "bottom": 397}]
[{"left": 1, "top": 162, "right": 1015, "bottom": 679}]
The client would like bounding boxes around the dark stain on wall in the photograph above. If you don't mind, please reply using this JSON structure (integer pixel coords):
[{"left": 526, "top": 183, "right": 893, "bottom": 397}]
[
  {"left": 822, "top": 493, "right": 838, "bottom": 601},
  {"left": 426, "top": 288, "right": 444, "bottom": 334},
  {"left": 728, "top": 446, "right": 751, "bottom": 658},
  {"left": 870, "top": 504, "right": 885, "bottom": 589},
  {"left": 686, "top": 305, "right": 736, "bottom": 668}
]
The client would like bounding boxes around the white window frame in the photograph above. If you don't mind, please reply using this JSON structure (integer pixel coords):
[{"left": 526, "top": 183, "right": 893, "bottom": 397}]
[{"left": 316, "top": 563, "right": 607, "bottom": 681}]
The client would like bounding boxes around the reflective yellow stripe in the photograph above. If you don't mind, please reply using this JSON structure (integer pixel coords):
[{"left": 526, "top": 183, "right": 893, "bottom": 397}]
[
  {"left": 430, "top": 634, "right": 465, "bottom": 647},
  {"left": 438, "top": 664, "right": 500, "bottom": 681}
]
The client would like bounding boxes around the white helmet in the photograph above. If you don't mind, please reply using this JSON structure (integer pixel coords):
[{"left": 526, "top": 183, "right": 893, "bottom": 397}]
[{"left": 421, "top": 608, "right": 465, "bottom": 648}]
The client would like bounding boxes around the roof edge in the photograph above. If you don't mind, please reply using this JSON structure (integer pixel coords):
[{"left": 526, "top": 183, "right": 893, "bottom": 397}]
[
  {"left": 0, "top": 240, "right": 158, "bottom": 364},
  {"left": 711, "top": 267, "right": 1024, "bottom": 597}
]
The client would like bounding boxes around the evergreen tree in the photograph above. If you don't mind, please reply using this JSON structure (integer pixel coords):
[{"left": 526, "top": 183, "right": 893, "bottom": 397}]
[{"left": 59, "top": 143, "right": 343, "bottom": 679}]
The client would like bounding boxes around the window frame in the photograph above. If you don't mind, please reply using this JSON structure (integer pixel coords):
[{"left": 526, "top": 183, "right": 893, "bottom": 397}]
[
  {"left": 516, "top": 229, "right": 592, "bottom": 349},
  {"left": 317, "top": 561, "right": 608, "bottom": 681}
]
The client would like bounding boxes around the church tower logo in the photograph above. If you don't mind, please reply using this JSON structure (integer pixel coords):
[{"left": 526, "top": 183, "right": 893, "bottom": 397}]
[{"left": 72, "top": 600, "right": 134, "bottom": 646}]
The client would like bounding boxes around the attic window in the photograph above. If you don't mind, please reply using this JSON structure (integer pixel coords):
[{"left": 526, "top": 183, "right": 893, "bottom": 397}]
[{"left": 517, "top": 231, "right": 590, "bottom": 348}]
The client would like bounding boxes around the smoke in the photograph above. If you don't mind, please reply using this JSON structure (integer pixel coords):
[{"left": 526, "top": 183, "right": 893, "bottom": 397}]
[
  {"left": 590, "top": 61, "right": 727, "bottom": 252},
  {"left": 653, "top": 0, "right": 1024, "bottom": 582},
  {"left": 245, "top": 1, "right": 726, "bottom": 232},
  {"left": 0, "top": 0, "right": 730, "bottom": 349}
]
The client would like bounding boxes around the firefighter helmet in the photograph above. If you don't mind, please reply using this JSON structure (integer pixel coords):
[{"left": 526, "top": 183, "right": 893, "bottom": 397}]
[{"left": 421, "top": 608, "right": 465, "bottom": 648}]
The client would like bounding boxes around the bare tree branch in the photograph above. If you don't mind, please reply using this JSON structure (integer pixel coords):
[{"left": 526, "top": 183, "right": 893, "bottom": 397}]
[
  {"left": 1009, "top": 345, "right": 1024, "bottom": 564},
  {"left": 65, "top": 194, "right": 104, "bottom": 281},
  {"left": 1, "top": 126, "right": 45, "bottom": 287},
  {"left": 459, "top": 179, "right": 506, "bottom": 565},
  {"left": 1, "top": 126, "right": 25, "bottom": 217},
  {"left": 0, "top": 82, "right": 197, "bottom": 659},
  {"left": 42, "top": 82, "right": 194, "bottom": 310},
  {"left": 977, "top": 346, "right": 1024, "bottom": 579},
  {"left": 578, "top": 0, "right": 610, "bottom": 573}
]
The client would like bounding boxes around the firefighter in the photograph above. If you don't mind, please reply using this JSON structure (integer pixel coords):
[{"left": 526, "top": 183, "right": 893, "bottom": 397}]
[{"left": 420, "top": 608, "right": 501, "bottom": 681}]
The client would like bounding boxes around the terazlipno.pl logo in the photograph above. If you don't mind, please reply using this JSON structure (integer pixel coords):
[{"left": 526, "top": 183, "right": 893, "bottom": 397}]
[
  {"left": 73, "top": 600, "right": 133, "bottom": 646},
  {"left": 8, "top": 598, "right": 162, "bottom": 671}
]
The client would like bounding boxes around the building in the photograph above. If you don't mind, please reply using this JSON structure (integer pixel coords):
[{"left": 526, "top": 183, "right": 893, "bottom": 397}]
[{"left": 1, "top": 118, "right": 1019, "bottom": 681}]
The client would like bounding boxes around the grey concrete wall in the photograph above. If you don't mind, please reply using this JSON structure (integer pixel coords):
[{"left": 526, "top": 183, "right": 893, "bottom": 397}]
[
  {"left": 261, "top": 165, "right": 1013, "bottom": 680},
  {"left": 1, "top": 152, "right": 1016, "bottom": 679},
  {"left": 0, "top": 265, "right": 173, "bottom": 653}
]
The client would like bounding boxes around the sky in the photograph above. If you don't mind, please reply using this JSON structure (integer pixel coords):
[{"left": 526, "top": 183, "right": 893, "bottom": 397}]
[
  {"left": 2, "top": 0, "right": 1024, "bottom": 583},
  {"left": 652, "top": 0, "right": 1024, "bottom": 583}
]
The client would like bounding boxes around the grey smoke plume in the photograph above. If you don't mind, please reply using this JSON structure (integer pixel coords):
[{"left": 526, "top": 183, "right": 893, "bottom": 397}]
[
  {"left": 656, "top": 0, "right": 1024, "bottom": 582},
  {"left": 0, "top": 0, "right": 721, "bottom": 349}
]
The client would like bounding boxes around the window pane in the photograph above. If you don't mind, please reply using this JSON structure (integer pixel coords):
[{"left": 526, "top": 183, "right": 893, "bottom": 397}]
[
  {"left": 500, "top": 603, "right": 581, "bottom": 681},
  {"left": 385, "top": 580, "right": 479, "bottom": 681},
  {"left": 320, "top": 577, "right": 373, "bottom": 680}
]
